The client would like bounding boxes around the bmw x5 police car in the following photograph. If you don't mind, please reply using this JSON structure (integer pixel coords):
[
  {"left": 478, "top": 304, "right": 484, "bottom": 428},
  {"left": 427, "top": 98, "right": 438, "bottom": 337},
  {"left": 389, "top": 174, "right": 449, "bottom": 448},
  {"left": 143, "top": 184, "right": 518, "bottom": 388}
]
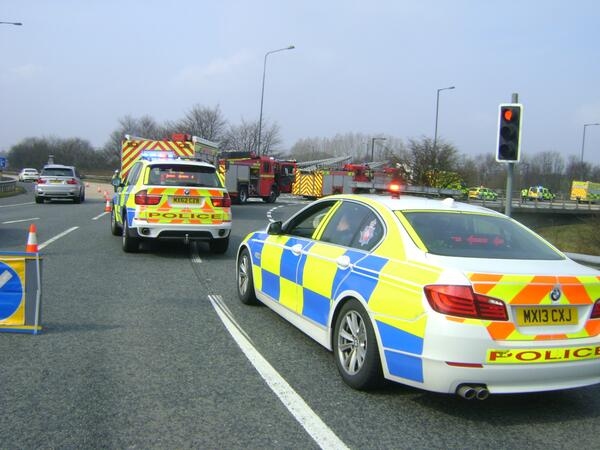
[
  {"left": 111, "top": 157, "right": 231, "bottom": 253},
  {"left": 236, "top": 194, "right": 600, "bottom": 399}
]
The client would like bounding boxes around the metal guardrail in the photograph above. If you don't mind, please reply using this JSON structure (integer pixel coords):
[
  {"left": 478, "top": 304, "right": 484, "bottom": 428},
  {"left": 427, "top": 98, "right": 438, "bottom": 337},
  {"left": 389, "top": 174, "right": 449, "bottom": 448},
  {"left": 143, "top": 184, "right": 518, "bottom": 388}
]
[{"left": 0, "top": 176, "right": 17, "bottom": 193}]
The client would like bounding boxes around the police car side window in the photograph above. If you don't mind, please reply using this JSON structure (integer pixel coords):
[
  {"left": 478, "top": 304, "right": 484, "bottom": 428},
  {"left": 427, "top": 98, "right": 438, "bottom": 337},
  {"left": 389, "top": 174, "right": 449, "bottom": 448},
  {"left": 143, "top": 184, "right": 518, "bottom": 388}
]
[
  {"left": 127, "top": 163, "right": 142, "bottom": 185},
  {"left": 321, "top": 202, "right": 383, "bottom": 250},
  {"left": 286, "top": 201, "right": 336, "bottom": 239}
]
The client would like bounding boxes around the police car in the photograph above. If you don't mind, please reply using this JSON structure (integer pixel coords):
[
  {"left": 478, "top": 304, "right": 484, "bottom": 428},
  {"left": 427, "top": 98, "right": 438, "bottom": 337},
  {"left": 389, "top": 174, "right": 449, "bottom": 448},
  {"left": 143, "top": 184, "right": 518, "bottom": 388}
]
[
  {"left": 236, "top": 194, "right": 600, "bottom": 399},
  {"left": 111, "top": 158, "right": 231, "bottom": 253}
]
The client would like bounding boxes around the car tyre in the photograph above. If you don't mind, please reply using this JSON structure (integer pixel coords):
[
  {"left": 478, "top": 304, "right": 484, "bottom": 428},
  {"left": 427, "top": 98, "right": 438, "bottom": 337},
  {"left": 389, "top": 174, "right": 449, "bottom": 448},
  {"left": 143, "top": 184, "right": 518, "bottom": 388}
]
[
  {"left": 333, "top": 299, "right": 383, "bottom": 390},
  {"left": 122, "top": 218, "right": 140, "bottom": 253},
  {"left": 111, "top": 207, "right": 122, "bottom": 236},
  {"left": 239, "top": 186, "right": 249, "bottom": 204},
  {"left": 209, "top": 236, "right": 229, "bottom": 254},
  {"left": 35, "top": 196, "right": 44, "bottom": 204},
  {"left": 237, "top": 248, "right": 259, "bottom": 305}
]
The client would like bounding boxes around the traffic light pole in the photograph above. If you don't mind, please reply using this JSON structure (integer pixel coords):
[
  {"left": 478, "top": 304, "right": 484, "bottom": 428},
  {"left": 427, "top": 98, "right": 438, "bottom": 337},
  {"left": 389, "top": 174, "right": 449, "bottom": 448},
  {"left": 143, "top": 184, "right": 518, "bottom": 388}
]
[{"left": 504, "top": 92, "right": 519, "bottom": 217}]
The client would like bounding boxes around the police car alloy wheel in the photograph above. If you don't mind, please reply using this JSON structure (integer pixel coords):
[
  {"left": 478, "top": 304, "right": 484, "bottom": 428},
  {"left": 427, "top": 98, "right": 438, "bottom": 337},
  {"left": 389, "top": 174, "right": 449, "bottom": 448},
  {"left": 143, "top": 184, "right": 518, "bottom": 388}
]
[
  {"left": 237, "top": 248, "right": 259, "bottom": 305},
  {"left": 333, "top": 299, "right": 382, "bottom": 390}
]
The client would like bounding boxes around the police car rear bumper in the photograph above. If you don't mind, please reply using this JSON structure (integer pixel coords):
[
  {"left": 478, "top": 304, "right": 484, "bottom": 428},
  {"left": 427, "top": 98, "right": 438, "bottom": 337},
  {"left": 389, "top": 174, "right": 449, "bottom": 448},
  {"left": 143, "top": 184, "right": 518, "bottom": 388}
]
[{"left": 129, "top": 221, "right": 231, "bottom": 240}]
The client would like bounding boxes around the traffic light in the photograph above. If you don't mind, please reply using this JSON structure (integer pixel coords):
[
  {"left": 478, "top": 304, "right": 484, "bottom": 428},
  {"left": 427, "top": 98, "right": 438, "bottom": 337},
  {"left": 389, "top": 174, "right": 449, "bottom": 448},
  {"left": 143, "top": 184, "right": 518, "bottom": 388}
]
[{"left": 496, "top": 103, "right": 523, "bottom": 162}]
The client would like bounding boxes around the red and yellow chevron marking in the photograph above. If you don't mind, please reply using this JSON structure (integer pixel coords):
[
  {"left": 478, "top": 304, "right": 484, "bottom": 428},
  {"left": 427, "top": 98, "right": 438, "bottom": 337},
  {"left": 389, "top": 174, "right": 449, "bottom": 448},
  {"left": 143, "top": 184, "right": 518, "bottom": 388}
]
[
  {"left": 121, "top": 139, "right": 194, "bottom": 179},
  {"left": 461, "top": 272, "right": 600, "bottom": 341},
  {"left": 292, "top": 172, "right": 324, "bottom": 197}
]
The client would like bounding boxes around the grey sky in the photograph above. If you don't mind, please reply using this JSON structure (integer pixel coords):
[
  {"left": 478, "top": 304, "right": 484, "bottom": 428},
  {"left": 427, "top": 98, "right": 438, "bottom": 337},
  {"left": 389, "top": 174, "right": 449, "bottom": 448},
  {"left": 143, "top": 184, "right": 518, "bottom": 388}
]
[{"left": 2, "top": 0, "right": 599, "bottom": 163}]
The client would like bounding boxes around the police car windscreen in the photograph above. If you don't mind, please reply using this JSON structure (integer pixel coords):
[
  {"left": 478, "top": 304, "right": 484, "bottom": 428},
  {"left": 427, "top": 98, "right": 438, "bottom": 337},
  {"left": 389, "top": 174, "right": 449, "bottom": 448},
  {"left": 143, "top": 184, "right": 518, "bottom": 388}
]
[{"left": 149, "top": 164, "right": 220, "bottom": 187}]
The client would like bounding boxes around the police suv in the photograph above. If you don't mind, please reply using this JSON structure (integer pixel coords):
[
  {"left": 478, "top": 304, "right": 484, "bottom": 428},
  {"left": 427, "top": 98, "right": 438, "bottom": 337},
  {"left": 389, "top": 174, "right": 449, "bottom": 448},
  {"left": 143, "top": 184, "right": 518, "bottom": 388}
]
[{"left": 111, "top": 157, "right": 231, "bottom": 253}]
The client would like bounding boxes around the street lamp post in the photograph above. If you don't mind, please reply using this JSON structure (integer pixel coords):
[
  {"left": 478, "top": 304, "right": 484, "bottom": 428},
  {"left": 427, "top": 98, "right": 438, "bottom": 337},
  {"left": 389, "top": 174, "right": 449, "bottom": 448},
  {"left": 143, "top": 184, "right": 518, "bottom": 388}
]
[
  {"left": 257, "top": 45, "right": 295, "bottom": 157},
  {"left": 580, "top": 122, "right": 600, "bottom": 179},
  {"left": 370, "top": 137, "right": 386, "bottom": 162},
  {"left": 433, "top": 86, "right": 455, "bottom": 151},
  {"left": 0, "top": 21, "right": 22, "bottom": 25}
]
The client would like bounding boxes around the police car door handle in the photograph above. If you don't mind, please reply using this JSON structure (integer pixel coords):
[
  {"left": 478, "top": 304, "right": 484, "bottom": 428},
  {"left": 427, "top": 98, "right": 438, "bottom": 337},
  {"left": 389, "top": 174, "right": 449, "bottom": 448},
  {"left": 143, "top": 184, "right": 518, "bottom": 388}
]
[
  {"left": 291, "top": 243, "right": 303, "bottom": 256},
  {"left": 337, "top": 255, "right": 351, "bottom": 269}
]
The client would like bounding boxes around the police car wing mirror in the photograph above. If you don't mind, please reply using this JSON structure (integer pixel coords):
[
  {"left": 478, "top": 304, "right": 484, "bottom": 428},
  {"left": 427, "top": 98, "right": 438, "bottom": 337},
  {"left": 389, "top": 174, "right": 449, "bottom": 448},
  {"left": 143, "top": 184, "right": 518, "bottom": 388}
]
[
  {"left": 267, "top": 221, "right": 283, "bottom": 235},
  {"left": 111, "top": 177, "right": 121, "bottom": 187}
]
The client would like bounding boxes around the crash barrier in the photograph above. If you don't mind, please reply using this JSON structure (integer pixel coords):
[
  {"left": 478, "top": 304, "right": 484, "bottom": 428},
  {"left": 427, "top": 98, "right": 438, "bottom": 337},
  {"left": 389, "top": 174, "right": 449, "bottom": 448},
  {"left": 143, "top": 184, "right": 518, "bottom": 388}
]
[
  {"left": 0, "top": 251, "right": 43, "bottom": 334},
  {"left": 0, "top": 178, "right": 17, "bottom": 193}
]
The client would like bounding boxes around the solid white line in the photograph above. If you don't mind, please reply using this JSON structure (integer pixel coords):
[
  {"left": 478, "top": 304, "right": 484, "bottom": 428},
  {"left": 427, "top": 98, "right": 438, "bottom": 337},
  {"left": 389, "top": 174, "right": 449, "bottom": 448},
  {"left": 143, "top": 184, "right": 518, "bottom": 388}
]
[
  {"left": 208, "top": 294, "right": 349, "bottom": 450},
  {"left": 39, "top": 226, "right": 79, "bottom": 250},
  {"left": 2, "top": 217, "right": 39, "bottom": 224},
  {"left": 92, "top": 212, "right": 109, "bottom": 220}
]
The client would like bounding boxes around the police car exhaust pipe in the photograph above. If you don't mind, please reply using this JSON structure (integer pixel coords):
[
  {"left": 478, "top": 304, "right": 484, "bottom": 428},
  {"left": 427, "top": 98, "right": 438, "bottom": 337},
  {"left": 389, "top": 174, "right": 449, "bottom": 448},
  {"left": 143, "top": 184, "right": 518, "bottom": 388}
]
[
  {"left": 456, "top": 384, "right": 477, "bottom": 400},
  {"left": 474, "top": 386, "right": 489, "bottom": 400}
]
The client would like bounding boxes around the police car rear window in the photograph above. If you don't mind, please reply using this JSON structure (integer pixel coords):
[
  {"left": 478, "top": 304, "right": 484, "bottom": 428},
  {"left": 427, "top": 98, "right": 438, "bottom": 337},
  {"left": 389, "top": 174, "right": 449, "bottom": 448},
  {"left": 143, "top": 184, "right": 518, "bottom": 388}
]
[
  {"left": 41, "top": 168, "right": 75, "bottom": 177},
  {"left": 147, "top": 164, "right": 221, "bottom": 188},
  {"left": 402, "top": 211, "right": 563, "bottom": 260}
]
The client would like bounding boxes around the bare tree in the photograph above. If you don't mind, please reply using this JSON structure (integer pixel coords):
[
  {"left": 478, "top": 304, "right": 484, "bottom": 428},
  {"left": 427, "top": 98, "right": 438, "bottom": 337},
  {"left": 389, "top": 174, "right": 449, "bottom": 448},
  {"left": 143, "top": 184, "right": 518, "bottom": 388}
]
[
  {"left": 174, "top": 104, "right": 227, "bottom": 141},
  {"left": 222, "top": 119, "right": 282, "bottom": 155},
  {"left": 406, "top": 136, "right": 459, "bottom": 185},
  {"left": 102, "top": 115, "right": 163, "bottom": 167}
]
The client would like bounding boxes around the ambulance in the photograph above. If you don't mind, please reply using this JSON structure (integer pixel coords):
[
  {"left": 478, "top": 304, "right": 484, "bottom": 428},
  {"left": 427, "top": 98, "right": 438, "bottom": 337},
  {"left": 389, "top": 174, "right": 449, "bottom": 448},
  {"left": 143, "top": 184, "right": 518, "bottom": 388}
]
[{"left": 111, "top": 134, "right": 231, "bottom": 253}]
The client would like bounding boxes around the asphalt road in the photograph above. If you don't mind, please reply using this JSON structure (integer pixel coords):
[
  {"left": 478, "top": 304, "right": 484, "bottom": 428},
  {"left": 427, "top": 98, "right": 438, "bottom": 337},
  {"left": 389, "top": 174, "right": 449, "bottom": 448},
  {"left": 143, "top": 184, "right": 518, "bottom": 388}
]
[{"left": 2, "top": 183, "right": 600, "bottom": 450}]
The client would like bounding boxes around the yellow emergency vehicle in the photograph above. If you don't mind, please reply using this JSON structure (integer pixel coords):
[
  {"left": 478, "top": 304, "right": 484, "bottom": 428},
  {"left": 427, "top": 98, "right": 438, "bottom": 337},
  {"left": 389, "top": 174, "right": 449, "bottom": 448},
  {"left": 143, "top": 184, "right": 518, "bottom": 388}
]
[{"left": 111, "top": 152, "right": 231, "bottom": 253}]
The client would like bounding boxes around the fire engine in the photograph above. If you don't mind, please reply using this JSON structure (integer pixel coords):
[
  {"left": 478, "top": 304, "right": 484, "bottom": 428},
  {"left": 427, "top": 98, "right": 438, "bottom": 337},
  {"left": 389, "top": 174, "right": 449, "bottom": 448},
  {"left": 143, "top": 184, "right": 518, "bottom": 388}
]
[
  {"left": 218, "top": 151, "right": 297, "bottom": 204},
  {"left": 292, "top": 157, "right": 464, "bottom": 199}
]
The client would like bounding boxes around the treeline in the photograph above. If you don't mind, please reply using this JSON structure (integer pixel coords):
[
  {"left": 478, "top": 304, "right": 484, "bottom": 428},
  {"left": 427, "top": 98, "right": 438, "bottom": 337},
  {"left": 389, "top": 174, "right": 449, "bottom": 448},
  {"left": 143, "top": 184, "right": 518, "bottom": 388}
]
[{"left": 3, "top": 104, "right": 599, "bottom": 195}]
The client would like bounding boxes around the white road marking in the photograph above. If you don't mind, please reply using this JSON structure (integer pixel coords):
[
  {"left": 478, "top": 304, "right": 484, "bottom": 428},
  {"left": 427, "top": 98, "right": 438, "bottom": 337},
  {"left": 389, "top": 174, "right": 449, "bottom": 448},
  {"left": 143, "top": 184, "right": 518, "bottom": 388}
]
[
  {"left": 2, "top": 217, "right": 39, "bottom": 224},
  {"left": 0, "top": 270, "right": 13, "bottom": 289},
  {"left": 208, "top": 294, "right": 349, "bottom": 450},
  {"left": 39, "top": 226, "right": 79, "bottom": 250},
  {"left": 92, "top": 212, "right": 109, "bottom": 220}
]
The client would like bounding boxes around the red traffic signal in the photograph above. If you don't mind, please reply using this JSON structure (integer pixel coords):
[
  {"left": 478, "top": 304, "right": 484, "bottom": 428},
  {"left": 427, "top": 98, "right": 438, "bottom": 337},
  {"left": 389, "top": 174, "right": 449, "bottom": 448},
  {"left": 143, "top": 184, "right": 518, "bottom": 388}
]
[{"left": 496, "top": 103, "right": 523, "bottom": 163}]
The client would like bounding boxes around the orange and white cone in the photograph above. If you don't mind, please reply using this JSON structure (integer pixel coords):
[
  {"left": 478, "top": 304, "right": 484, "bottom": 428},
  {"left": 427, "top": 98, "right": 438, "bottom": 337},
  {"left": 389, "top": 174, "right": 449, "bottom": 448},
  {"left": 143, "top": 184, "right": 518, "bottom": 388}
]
[
  {"left": 104, "top": 199, "right": 111, "bottom": 212},
  {"left": 26, "top": 223, "right": 39, "bottom": 253}
]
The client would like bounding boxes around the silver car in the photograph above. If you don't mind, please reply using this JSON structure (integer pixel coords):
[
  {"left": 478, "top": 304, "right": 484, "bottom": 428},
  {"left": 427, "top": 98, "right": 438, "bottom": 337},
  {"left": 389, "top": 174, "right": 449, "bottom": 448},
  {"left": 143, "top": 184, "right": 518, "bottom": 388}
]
[{"left": 35, "top": 164, "right": 85, "bottom": 203}]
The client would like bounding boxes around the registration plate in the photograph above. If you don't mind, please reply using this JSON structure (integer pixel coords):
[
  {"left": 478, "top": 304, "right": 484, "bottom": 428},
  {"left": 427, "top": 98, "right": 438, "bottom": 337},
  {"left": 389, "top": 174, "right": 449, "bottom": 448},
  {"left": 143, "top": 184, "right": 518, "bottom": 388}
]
[
  {"left": 516, "top": 306, "right": 578, "bottom": 326},
  {"left": 50, "top": 180, "right": 63, "bottom": 184},
  {"left": 172, "top": 196, "right": 201, "bottom": 204}
]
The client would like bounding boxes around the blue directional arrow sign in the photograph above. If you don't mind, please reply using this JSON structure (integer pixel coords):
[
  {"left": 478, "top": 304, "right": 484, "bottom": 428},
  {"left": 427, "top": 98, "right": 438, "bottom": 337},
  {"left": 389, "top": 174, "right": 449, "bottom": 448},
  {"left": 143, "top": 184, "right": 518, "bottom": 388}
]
[{"left": 0, "top": 262, "right": 24, "bottom": 320}]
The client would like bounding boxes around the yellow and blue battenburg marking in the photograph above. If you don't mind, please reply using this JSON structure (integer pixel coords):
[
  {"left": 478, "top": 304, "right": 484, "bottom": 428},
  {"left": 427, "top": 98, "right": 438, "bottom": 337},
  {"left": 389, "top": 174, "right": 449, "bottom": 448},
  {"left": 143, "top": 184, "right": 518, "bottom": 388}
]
[{"left": 246, "top": 231, "right": 433, "bottom": 384}]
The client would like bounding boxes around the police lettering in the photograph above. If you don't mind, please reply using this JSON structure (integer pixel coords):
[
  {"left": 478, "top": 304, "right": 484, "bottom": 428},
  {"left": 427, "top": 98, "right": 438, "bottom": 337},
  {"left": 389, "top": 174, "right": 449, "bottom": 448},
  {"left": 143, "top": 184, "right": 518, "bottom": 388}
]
[
  {"left": 147, "top": 212, "right": 222, "bottom": 220},
  {"left": 488, "top": 346, "right": 600, "bottom": 363}
]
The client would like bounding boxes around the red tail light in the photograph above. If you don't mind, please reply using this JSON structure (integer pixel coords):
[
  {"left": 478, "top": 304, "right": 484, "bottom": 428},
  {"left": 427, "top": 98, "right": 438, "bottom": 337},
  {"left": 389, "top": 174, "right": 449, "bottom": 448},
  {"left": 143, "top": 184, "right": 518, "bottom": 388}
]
[
  {"left": 134, "top": 189, "right": 161, "bottom": 205},
  {"left": 212, "top": 192, "right": 231, "bottom": 208},
  {"left": 424, "top": 285, "right": 508, "bottom": 321},
  {"left": 36, "top": 178, "right": 46, "bottom": 184},
  {"left": 66, "top": 178, "right": 78, "bottom": 185},
  {"left": 591, "top": 300, "right": 600, "bottom": 319}
]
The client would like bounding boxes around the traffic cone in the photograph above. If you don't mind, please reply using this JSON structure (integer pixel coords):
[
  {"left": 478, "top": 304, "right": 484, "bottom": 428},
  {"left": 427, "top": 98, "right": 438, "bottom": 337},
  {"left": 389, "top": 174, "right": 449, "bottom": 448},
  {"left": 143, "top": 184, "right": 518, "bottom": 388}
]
[
  {"left": 26, "top": 223, "right": 39, "bottom": 253},
  {"left": 104, "top": 199, "right": 111, "bottom": 212}
]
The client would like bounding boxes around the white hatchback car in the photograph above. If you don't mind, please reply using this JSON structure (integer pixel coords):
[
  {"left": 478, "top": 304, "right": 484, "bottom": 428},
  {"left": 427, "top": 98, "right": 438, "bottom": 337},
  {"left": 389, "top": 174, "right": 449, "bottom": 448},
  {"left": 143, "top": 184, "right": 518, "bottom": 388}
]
[{"left": 18, "top": 168, "right": 39, "bottom": 182}]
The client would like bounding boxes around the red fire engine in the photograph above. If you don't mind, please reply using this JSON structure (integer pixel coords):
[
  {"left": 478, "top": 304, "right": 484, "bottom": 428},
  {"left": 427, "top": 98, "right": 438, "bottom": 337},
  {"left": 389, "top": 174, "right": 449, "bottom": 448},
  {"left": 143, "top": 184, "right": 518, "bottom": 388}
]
[{"left": 219, "top": 152, "right": 296, "bottom": 204}]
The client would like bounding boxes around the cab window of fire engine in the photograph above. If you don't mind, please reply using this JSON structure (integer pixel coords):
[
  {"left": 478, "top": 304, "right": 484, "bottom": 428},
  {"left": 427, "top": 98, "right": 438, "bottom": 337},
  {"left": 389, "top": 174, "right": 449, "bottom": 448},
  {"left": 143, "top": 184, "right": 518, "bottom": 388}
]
[
  {"left": 284, "top": 201, "right": 336, "bottom": 239},
  {"left": 320, "top": 201, "right": 383, "bottom": 250}
]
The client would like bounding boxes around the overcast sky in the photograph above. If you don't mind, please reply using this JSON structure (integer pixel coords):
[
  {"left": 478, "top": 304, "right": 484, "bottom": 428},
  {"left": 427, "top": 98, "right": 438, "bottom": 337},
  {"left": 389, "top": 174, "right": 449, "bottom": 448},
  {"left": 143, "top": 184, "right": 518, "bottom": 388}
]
[{"left": 2, "top": 0, "right": 599, "bottom": 163}]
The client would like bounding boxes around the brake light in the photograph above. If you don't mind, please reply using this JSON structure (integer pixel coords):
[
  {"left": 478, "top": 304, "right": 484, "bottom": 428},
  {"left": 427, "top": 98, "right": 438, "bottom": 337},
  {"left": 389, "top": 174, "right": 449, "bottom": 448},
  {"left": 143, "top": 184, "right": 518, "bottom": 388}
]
[
  {"left": 36, "top": 178, "right": 46, "bottom": 184},
  {"left": 212, "top": 192, "right": 231, "bottom": 208},
  {"left": 66, "top": 178, "right": 78, "bottom": 185},
  {"left": 424, "top": 285, "right": 508, "bottom": 321},
  {"left": 591, "top": 300, "right": 600, "bottom": 319},
  {"left": 134, "top": 189, "right": 162, "bottom": 205}
]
